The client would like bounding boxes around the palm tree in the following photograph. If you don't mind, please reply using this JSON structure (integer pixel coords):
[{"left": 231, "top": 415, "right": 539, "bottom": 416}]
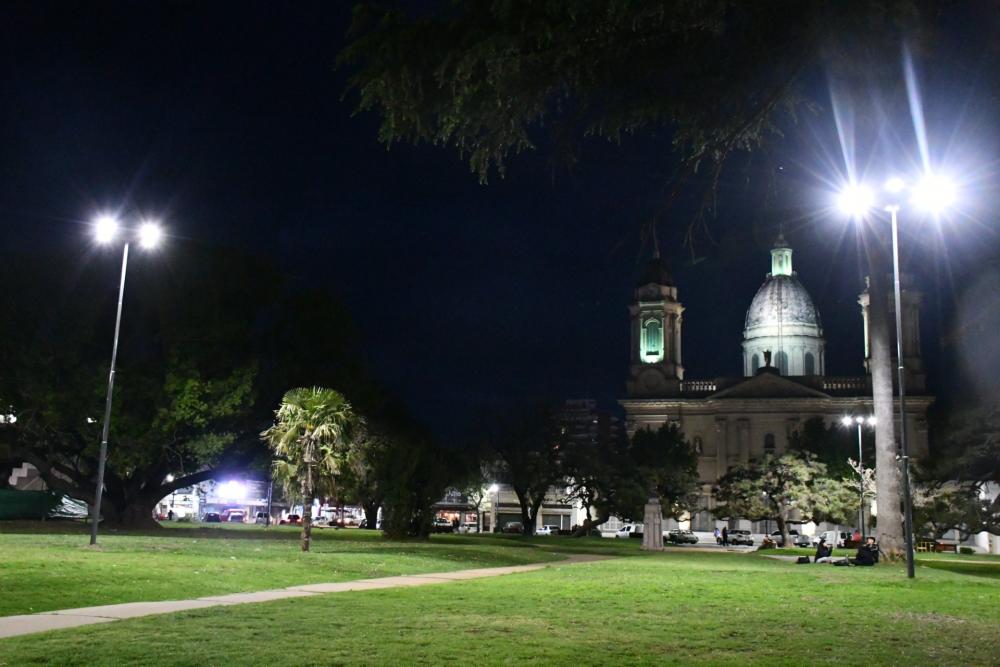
[{"left": 261, "top": 387, "right": 356, "bottom": 552}]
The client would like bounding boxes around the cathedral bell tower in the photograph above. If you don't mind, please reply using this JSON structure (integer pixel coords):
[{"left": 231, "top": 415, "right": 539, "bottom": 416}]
[
  {"left": 627, "top": 249, "right": 684, "bottom": 397},
  {"left": 858, "top": 273, "right": 926, "bottom": 392}
]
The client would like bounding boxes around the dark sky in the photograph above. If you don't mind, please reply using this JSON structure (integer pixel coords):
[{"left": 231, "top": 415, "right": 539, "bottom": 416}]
[{"left": 3, "top": 2, "right": 998, "bottom": 440}]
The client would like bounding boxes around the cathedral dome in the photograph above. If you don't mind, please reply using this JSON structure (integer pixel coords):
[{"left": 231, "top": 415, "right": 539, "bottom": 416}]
[
  {"left": 744, "top": 274, "right": 822, "bottom": 331},
  {"left": 741, "top": 235, "right": 826, "bottom": 377}
]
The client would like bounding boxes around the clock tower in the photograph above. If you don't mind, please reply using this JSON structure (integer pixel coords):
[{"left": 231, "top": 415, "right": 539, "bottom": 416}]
[{"left": 627, "top": 251, "right": 684, "bottom": 397}]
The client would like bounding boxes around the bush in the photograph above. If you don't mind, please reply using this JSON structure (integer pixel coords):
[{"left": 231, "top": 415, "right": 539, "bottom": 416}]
[{"left": 959, "top": 546, "right": 975, "bottom": 555}]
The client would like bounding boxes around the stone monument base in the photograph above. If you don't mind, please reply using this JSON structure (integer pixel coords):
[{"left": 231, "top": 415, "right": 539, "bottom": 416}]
[{"left": 642, "top": 498, "right": 664, "bottom": 551}]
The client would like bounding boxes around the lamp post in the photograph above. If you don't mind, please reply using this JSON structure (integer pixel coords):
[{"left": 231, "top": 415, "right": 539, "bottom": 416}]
[
  {"left": 89, "top": 216, "right": 164, "bottom": 545},
  {"left": 838, "top": 173, "right": 955, "bottom": 579},
  {"left": 841, "top": 415, "right": 875, "bottom": 537}
]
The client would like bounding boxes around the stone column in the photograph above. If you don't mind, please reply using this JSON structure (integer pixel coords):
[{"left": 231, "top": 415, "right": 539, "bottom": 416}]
[
  {"left": 715, "top": 418, "right": 729, "bottom": 479},
  {"left": 642, "top": 498, "right": 664, "bottom": 551},
  {"left": 737, "top": 419, "right": 750, "bottom": 464}
]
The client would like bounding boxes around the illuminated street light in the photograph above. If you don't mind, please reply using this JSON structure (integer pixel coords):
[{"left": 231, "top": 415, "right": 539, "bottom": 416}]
[
  {"left": 837, "top": 183, "right": 875, "bottom": 218},
  {"left": 138, "top": 221, "right": 163, "bottom": 249},
  {"left": 0, "top": 407, "right": 16, "bottom": 425},
  {"left": 94, "top": 215, "right": 119, "bottom": 244},
  {"left": 912, "top": 173, "right": 957, "bottom": 213},
  {"left": 89, "top": 213, "right": 167, "bottom": 546},
  {"left": 836, "top": 172, "right": 956, "bottom": 579}
]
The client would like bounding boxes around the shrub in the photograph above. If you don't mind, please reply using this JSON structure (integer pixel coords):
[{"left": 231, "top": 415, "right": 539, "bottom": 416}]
[{"left": 959, "top": 546, "right": 975, "bottom": 555}]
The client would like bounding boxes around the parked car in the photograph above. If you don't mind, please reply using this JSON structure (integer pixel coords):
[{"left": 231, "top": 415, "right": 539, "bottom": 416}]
[
  {"left": 431, "top": 517, "right": 455, "bottom": 533},
  {"left": 225, "top": 511, "right": 246, "bottom": 523},
  {"left": 616, "top": 524, "right": 643, "bottom": 539},
  {"left": 456, "top": 522, "right": 479, "bottom": 534},
  {"left": 770, "top": 530, "right": 812, "bottom": 547},
  {"left": 535, "top": 525, "right": 558, "bottom": 536},
  {"left": 254, "top": 512, "right": 270, "bottom": 525},
  {"left": 501, "top": 521, "right": 524, "bottom": 534},
  {"left": 280, "top": 514, "right": 301, "bottom": 525},
  {"left": 727, "top": 529, "right": 754, "bottom": 546},
  {"left": 203, "top": 512, "right": 222, "bottom": 523},
  {"left": 666, "top": 529, "right": 700, "bottom": 544}
]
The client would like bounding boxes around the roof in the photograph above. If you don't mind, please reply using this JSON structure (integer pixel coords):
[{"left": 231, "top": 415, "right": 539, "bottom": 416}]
[
  {"left": 744, "top": 274, "right": 822, "bottom": 332},
  {"left": 638, "top": 257, "right": 674, "bottom": 287},
  {"left": 708, "top": 372, "right": 830, "bottom": 399}
]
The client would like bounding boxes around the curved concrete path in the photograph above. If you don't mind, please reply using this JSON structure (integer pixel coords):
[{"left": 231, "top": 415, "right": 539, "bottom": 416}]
[{"left": 0, "top": 553, "right": 608, "bottom": 640}]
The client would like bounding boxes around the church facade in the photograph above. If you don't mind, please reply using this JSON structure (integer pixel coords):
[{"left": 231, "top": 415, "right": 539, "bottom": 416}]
[{"left": 620, "top": 236, "right": 933, "bottom": 532}]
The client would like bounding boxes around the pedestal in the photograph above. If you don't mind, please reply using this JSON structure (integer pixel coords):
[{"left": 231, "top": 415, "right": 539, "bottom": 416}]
[{"left": 642, "top": 498, "right": 664, "bottom": 552}]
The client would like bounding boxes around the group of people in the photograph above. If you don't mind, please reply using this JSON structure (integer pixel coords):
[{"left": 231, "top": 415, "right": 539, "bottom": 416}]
[{"left": 814, "top": 535, "right": 880, "bottom": 566}]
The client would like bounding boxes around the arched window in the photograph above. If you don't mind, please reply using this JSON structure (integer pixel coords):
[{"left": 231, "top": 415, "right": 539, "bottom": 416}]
[
  {"left": 750, "top": 353, "right": 760, "bottom": 374},
  {"left": 804, "top": 352, "right": 815, "bottom": 375},
  {"left": 764, "top": 433, "right": 776, "bottom": 455},
  {"left": 774, "top": 350, "right": 788, "bottom": 375},
  {"left": 641, "top": 318, "right": 663, "bottom": 362}
]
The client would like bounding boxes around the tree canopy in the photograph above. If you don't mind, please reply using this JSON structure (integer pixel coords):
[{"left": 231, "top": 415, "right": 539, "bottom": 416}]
[
  {"left": 0, "top": 245, "right": 365, "bottom": 526},
  {"left": 714, "top": 451, "right": 856, "bottom": 545}
]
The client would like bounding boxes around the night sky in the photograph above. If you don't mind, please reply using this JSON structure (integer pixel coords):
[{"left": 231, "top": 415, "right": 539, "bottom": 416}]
[{"left": 3, "top": 2, "right": 998, "bottom": 440}]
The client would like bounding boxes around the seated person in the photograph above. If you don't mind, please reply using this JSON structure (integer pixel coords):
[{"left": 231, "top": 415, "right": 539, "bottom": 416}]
[
  {"left": 849, "top": 536, "right": 879, "bottom": 566},
  {"left": 814, "top": 538, "right": 834, "bottom": 563}
]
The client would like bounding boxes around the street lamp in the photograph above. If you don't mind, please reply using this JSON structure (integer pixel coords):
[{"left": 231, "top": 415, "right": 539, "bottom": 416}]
[
  {"left": 89, "top": 214, "right": 165, "bottom": 546},
  {"left": 840, "top": 415, "right": 875, "bottom": 537},
  {"left": 838, "top": 172, "right": 955, "bottom": 578}
]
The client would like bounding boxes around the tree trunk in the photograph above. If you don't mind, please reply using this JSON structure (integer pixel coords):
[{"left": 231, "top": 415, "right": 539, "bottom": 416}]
[
  {"left": 103, "top": 498, "right": 161, "bottom": 530},
  {"left": 776, "top": 512, "right": 789, "bottom": 548},
  {"left": 362, "top": 501, "right": 380, "bottom": 530},
  {"left": 300, "top": 469, "right": 314, "bottom": 552},
  {"left": 868, "top": 269, "right": 905, "bottom": 559},
  {"left": 571, "top": 513, "right": 609, "bottom": 537}
]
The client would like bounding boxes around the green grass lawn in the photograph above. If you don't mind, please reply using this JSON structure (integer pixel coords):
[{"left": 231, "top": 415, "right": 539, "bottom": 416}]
[
  {"left": 0, "top": 522, "right": 569, "bottom": 616},
  {"left": 2, "top": 549, "right": 998, "bottom": 666}
]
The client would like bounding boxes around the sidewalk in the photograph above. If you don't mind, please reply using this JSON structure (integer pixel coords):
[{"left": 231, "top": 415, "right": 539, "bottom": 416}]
[{"left": 0, "top": 553, "right": 607, "bottom": 640}]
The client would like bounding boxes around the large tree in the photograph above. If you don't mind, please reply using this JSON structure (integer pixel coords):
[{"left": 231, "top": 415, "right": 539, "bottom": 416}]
[
  {"left": 339, "top": 1, "right": 974, "bottom": 559},
  {"left": 0, "top": 246, "right": 362, "bottom": 527},
  {"left": 714, "top": 452, "right": 856, "bottom": 546},
  {"left": 262, "top": 387, "right": 357, "bottom": 551},
  {"left": 488, "top": 407, "right": 565, "bottom": 536},
  {"left": 914, "top": 403, "right": 1000, "bottom": 540}
]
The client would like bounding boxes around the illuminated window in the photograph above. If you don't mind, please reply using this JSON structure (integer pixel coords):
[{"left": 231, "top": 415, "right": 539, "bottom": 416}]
[
  {"left": 751, "top": 353, "right": 760, "bottom": 374},
  {"left": 804, "top": 352, "right": 815, "bottom": 375},
  {"left": 641, "top": 317, "right": 664, "bottom": 363}
]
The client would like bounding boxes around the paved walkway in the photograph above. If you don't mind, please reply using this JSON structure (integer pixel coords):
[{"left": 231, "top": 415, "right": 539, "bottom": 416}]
[{"left": 0, "top": 554, "right": 607, "bottom": 640}]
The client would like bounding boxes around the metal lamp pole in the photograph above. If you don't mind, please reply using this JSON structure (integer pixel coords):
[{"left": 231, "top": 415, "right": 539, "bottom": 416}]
[
  {"left": 887, "top": 205, "right": 916, "bottom": 579},
  {"left": 90, "top": 242, "right": 129, "bottom": 545}
]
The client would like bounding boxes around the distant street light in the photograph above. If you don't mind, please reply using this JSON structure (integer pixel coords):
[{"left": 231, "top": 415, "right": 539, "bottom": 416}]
[
  {"left": 840, "top": 415, "right": 875, "bottom": 537},
  {"left": 837, "top": 172, "right": 956, "bottom": 579},
  {"left": 89, "top": 215, "right": 165, "bottom": 546}
]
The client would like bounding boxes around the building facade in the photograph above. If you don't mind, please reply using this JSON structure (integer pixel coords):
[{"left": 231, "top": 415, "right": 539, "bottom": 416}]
[{"left": 621, "top": 236, "right": 933, "bottom": 532}]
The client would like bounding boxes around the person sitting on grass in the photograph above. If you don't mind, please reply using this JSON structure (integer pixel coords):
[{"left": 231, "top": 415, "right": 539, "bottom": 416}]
[
  {"left": 849, "top": 536, "right": 879, "bottom": 566},
  {"left": 814, "top": 538, "right": 835, "bottom": 563}
]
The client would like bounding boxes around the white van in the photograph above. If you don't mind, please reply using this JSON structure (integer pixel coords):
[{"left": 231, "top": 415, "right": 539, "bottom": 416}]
[{"left": 616, "top": 524, "right": 642, "bottom": 539}]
